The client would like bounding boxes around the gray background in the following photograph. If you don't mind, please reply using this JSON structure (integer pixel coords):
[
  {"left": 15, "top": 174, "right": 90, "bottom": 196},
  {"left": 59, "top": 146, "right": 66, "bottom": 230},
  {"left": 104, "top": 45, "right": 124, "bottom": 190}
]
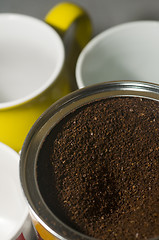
[{"left": 1, "top": 0, "right": 159, "bottom": 36}]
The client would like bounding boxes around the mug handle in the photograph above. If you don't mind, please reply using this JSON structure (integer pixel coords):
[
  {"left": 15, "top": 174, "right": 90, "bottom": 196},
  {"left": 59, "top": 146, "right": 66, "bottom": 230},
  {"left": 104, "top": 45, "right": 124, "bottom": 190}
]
[
  {"left": 44, "top": 2, "right": 92, "bottom": 91},
  {"left": 44, "top": 1, "right": 92, "bottom": 49}
]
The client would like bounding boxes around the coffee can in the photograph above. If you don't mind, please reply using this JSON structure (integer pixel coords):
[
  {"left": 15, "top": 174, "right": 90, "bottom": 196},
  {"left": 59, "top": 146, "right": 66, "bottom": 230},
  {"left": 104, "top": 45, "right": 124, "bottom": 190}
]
[{"left": 20, "top": 81, "right": 159, "bottom": 240}]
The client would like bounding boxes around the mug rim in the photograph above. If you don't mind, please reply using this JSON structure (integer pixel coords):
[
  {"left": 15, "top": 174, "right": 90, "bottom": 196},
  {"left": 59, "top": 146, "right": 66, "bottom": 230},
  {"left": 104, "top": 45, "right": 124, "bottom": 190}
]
[
  {"left": 0, "top": 13, "right": 65, "bottom": 109},
  {"left": 76, "top": 20, "right": 159, "bottom": 89}
]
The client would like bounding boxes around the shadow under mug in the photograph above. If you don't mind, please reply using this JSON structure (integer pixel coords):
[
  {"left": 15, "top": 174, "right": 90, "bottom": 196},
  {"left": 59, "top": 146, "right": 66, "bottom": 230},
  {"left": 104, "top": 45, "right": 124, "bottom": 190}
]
[
  {"left": 0, "top": 2, "right": 92, "bottom": 152},
  {"left": 76, "top": 21, "right": 159, "bottom": 88}
]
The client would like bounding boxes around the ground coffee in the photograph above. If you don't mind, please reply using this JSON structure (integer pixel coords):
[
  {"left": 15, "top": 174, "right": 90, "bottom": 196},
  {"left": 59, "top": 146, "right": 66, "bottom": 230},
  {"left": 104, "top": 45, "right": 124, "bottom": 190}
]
[{"left": 37, "top": 96, "right": 159, "bottom": 240}]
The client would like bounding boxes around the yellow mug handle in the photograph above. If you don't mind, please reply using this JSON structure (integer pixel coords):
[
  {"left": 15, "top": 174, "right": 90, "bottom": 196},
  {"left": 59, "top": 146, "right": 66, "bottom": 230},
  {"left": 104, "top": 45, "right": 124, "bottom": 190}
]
[{"left": 45, "top": 1, "right": 92, "bottom": 48}]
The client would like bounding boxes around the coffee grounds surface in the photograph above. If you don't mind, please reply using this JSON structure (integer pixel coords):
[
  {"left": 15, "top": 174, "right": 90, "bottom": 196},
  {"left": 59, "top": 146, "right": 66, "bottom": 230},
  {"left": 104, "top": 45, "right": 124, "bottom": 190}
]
[{"left": 37, "top": 97, "right": 159, "bottom": 240}]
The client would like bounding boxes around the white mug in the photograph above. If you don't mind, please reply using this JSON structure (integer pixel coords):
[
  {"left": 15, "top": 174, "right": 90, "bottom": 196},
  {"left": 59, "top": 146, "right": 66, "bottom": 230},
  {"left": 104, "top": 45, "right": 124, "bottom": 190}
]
[
  {"left": 76, "top": 21, "right": 159, "bottom": 88},
  {"left": 0, "top": 2, "right": 92, "bottom": 152},
  {"left": 0, "top": 142, "right": 36, "bottom": 240}
]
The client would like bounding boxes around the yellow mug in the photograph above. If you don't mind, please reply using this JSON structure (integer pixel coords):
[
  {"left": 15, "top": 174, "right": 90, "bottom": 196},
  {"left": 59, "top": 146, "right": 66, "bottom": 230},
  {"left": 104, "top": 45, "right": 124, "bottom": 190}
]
[{"left": 0, "top": 2, "right": 92, "bottom": 152}]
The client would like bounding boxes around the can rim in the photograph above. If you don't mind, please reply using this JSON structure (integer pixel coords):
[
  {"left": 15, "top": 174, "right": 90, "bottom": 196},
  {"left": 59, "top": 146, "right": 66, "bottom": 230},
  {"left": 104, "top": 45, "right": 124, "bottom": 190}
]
[{"left": 20, "top": 80, "right": 159, "bottom": 240}]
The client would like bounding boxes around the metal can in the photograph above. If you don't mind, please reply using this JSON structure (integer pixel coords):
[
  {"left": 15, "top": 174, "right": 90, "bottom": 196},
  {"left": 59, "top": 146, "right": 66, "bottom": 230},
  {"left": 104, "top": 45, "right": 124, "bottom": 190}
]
[{"left": 20, "top": 81, "right": 159, "bottom": 240}]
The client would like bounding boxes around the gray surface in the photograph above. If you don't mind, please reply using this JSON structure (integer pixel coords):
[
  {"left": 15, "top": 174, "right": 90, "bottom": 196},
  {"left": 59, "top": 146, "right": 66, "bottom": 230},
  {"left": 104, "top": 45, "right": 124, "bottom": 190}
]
[{"left": 1, "top": 0, "right": 159, "bottom": 36}]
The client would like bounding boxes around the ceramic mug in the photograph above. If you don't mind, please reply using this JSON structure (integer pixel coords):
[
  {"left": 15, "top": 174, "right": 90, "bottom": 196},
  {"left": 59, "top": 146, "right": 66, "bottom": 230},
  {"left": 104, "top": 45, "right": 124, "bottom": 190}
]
[
  {"left": 76, "top": 21, "right": 159, "bottom": 88},
  {"left": 0, "top": 142, "right": 37, "bottom": 240},
  {"left": 0, "top": 2, "right": 92, "bottom": 152}
]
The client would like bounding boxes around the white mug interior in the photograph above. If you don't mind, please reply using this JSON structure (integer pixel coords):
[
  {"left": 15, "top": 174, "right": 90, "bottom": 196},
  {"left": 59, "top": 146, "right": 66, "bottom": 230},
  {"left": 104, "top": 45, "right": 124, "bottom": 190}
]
[
  {"left": 76, "top": 21, "right": 159, "bottom": 88},
  {"left": 0, "top": 142, "right": 29, "bottom": 239},
  {"left": 0, "top": 14, "right": 64, "bottom": 108}
]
